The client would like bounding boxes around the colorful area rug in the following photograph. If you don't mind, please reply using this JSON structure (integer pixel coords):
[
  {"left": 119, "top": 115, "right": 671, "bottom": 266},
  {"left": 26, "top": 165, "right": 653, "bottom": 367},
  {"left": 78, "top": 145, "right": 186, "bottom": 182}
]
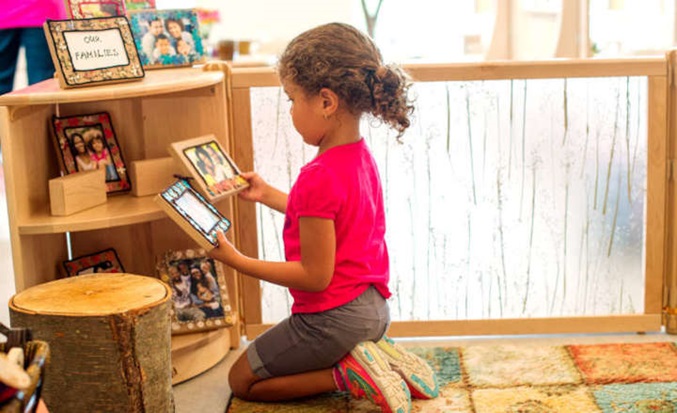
[{"left": 227, "top": 341, "right": 677, "bottom": 412}]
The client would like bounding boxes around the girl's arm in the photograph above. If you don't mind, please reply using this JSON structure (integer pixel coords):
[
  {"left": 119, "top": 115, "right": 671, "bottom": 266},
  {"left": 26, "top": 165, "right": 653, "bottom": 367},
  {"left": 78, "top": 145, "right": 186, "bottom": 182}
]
[
  {"left": 210, "top": 217, "right": 335, "bottom": 292},
  {"left": 238, "top": 172, "right": 288, "bottom": 213}
]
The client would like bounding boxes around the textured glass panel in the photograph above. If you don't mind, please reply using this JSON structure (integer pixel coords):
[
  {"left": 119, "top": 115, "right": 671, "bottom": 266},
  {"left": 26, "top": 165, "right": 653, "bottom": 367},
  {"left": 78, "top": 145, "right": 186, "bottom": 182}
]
[{"left": 251, "top": 77, "right": 647, "bottom": 323}]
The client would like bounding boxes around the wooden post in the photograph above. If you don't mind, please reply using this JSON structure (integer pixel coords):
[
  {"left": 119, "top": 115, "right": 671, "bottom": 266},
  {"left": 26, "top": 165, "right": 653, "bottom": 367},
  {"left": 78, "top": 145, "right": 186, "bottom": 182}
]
[{"left": 9, "top": 273, "right": 174, "bottom": 413}]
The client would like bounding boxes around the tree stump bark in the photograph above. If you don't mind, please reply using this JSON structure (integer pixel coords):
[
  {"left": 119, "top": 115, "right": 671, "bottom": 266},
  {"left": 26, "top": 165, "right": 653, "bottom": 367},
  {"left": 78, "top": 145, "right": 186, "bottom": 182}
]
[{"left": 9, "top": 273, "right": 174, "bottom": 413}]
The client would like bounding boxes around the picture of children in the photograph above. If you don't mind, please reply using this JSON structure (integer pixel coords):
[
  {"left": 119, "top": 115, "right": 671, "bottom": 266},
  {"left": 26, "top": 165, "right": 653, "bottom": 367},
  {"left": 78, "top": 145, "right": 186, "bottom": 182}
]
[
  {"left": 152, "top": 33, "right": 176, "bottom": 64},
  {"left": 163, "top": 256, "right": 227, "bottom": 326},
  {"left": 129, "top": 9, "right": 204, "bottom": 68},
  {"left": 53, "top": 112, "right": 131, "bottom": 193},
  {"left": 84, "top": 127, "right": 119, "bottom": 182}
]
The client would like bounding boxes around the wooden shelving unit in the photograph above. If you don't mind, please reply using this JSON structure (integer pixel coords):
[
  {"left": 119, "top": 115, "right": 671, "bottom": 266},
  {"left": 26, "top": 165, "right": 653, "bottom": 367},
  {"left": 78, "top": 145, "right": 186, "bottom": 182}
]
[{"left": 0, "top": 66, "right": 240, "bottom": 384}]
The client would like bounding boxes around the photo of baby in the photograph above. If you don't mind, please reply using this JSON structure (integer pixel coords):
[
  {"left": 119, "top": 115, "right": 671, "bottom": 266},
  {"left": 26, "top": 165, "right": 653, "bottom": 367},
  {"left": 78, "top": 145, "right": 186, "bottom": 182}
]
[{"left": 128, "top": 9, "right": 205, "bottom": 68}]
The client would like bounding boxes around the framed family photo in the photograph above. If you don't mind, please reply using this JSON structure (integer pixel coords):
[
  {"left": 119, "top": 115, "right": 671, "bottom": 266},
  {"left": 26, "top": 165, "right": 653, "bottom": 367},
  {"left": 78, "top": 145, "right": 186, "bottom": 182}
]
[
  {"left": 43, "top": 17, "right": 144, "bottom": 88},
  {"left": 156, "top": 249, "right": 234, "bottom": 334},
  {"left": 168, "top": 135, "right": 248, "bottom": 202},
  {"left": 51, "top": 112, "right": 131, "bottom": 194},
  {"left": 63, "top": 248, "right": 125, "bottom": 277},
  {"left": 64, "top": 0, "right": 127, "bottom": 19},
  {"left": 128, "top": 9, "right": 205, "bottom": 68}
]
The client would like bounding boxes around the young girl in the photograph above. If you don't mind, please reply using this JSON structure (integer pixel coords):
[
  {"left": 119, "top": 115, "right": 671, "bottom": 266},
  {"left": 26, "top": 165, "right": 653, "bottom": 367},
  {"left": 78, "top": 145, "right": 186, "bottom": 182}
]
[{"left": 210, "top": 23, "right": 438, "bottom": 413}]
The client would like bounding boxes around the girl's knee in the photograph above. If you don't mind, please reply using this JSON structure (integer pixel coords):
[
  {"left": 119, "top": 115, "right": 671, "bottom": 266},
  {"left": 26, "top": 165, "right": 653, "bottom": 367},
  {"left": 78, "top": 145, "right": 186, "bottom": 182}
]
[{"left": 228, "top": 353, "right": 259, "bottom": 400}]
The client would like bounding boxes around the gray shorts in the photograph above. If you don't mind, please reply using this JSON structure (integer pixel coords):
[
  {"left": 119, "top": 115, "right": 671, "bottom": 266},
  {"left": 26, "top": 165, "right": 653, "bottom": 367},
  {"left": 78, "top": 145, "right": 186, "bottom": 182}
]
[{"left": 247, "top": 286, "right": 390, "bottom": 379}]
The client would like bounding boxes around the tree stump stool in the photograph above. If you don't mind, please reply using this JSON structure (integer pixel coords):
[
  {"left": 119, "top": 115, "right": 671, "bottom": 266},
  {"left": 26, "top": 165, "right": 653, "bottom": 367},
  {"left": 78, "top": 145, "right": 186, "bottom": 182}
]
[{"left": 8, "top": 273, "right": 174, "bottom": 413}]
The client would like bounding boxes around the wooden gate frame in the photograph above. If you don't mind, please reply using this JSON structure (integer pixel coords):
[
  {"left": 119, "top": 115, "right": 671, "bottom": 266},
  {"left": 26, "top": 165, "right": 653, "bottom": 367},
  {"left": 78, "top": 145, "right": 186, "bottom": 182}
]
[{"left": 223, "top": 57, "right": 672, "bottom": 339}]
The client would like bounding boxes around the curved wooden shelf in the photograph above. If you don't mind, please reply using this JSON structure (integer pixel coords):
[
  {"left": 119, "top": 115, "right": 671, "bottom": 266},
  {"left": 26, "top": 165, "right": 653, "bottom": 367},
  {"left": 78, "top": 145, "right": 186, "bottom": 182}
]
[
  {"left": 18, "top": 195, "right": 166, "bottom": 234},
  {"left": 0, "top": 67, "right": 224, "bottom": 106}
]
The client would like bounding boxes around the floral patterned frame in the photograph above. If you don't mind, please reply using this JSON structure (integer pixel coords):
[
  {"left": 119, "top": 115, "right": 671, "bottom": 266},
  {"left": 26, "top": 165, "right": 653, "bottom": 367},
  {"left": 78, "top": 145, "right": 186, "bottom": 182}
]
[
  {"left": 63, "top": 248, "right": 125, "bottom": 277},
  {"left": 52, "top": 111, "right": 131, "bottom": 194}
]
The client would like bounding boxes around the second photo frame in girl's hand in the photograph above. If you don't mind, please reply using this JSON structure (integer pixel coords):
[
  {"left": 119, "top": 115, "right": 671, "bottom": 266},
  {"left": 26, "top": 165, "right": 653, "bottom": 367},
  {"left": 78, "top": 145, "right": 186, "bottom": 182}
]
[{"left": 51, "top": 112, "right": 131, "bottom": 194}]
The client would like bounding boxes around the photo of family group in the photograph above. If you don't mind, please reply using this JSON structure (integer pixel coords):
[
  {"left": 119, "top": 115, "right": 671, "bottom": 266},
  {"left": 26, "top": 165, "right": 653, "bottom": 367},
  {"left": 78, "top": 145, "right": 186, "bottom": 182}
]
[
  {"left": 128, "top": 9, "right": 205, "bottom": 68},
  {"left": 157, "top": 250, "right": 232, "bottom": 334},
  {"left": 170, "top": 136, "right": 249, "bottom": 201},
  {"left": 52, "top": 112, "right": 131, "bottom": 193}
]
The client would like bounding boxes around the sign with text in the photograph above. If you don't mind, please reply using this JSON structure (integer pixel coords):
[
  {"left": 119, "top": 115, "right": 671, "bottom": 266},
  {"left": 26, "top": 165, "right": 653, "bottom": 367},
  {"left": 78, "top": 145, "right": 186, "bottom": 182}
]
[
  {"left": 64, "top": 29, "right": 129, "bottom": 70},
  {"left": 44, "top": 17, "right": 144, "bottom": 88}
]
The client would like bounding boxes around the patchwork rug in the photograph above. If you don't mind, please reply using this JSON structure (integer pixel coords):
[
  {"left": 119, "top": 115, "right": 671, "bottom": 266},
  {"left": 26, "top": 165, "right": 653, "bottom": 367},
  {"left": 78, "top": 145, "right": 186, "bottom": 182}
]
[{"left": 227, "top": 341, "right": 677, "bottom": 412}]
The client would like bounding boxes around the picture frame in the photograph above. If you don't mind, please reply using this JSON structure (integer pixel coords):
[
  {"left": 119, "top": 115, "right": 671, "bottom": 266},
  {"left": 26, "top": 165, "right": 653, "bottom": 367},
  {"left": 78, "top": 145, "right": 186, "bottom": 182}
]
[
  {"left": 63, "top": 248, "right": 125, "bottom": 277},
  {"left": 64, "top": 0, "right": 127, "bottom": 19},
  {"left": 124, "top": 0, "right": 155, "bottom": 11},
  {"left": 154, "top": 179, "right": 232, "bottom": 251},
  {"left": 43, "top": 17, "right": 145, "bottom": 88},
  {"left": 167, "top": 134, "right": 248, "bottom": 202},
  {"left": 51, "top": 112, "right": 132, "bottom": 194},
  {"left": 128, "top": 9, "right": 206, "bottom": 69},
  {"left": 156, "top": 248, "right": 234, "bottom": 334}
]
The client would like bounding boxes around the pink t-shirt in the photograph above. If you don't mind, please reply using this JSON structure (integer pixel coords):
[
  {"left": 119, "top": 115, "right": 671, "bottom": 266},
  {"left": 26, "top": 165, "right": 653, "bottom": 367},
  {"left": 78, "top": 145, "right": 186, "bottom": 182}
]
[
  {"left": 284, "top": 138, "right": 391, "bottom": 314},
  {"left": 0, "top": 0, "right": 67, "bottom": 29}
]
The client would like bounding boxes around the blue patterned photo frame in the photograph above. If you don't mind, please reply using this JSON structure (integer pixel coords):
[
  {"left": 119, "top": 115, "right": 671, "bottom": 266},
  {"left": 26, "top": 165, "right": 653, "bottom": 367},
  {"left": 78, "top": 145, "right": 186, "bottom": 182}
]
[{"left": 128, "top": 9, "right": 205, "bottom": 69}]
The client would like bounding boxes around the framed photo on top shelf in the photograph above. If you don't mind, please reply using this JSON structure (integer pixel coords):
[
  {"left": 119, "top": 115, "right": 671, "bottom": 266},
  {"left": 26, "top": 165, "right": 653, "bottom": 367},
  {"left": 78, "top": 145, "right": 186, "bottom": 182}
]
[
  {"left": 168, "top": 134, "right": 248, "bottom": 202},
  {"left": 127, "top": 9, "right": 205, "bottom": 69},
  {"left": 43, "top": 17, "right": 145, "bottom": 88},
  {"left": 63, "top": 248, "right": 125, "bottom": 277},
  {"left": 156, "top": 248, "right": 234, "bottom": 334},
  {"left": 64, "top": 0, "right": 127, "bottom": 19},
  {"left": 51, "top": 112, "right": 131, "bottom": 194}
]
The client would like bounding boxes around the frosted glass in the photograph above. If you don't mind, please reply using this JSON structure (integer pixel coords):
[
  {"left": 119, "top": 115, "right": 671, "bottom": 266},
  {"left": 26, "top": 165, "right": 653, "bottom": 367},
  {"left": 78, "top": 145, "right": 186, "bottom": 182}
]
[{"left": 250, "top": 77, "right": 648, "bottom": 323}]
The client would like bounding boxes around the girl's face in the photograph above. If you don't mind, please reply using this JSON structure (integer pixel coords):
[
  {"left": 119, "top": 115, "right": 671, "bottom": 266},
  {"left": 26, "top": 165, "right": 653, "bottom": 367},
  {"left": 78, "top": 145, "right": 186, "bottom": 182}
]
[
  {"left": 91, "top": 137, "right": 104, "bottom": 153},
  {"left": 283, "top": 81, "right": 325, "bottom": 147},
  {"left": 73, "top": 136, "right": 86, "bottom": 154}
]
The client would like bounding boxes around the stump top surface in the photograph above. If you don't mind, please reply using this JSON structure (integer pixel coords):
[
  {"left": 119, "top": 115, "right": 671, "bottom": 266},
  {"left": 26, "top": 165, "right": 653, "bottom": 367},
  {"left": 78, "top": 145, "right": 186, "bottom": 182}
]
[{"left": 10, "top": 273, "right": 170, "bottom": 316}]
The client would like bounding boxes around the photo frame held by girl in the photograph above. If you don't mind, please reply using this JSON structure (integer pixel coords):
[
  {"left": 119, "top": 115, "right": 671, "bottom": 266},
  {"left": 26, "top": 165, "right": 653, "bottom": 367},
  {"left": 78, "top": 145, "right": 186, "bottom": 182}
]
[
  {"left": 51, "top": 112, "right": 131, "bottom": 194},
  {"left": 167, "top": 134, "right": 248, "bottom": 202},
  {"left": 63, "top": 248, "right": 125, "bottom": 277},
  {"left": 156, "top": 248, "right": 234, "bottom": 335},
  {"left": 128, "top": 9, "right": 206, "bottom": 69}
]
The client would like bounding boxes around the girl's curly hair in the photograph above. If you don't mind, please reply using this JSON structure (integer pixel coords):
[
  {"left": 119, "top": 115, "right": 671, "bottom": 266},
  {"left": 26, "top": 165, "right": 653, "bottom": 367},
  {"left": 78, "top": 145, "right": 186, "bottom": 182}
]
[{"left": 278, "top": 23, "right": 414, "bottom": 138}]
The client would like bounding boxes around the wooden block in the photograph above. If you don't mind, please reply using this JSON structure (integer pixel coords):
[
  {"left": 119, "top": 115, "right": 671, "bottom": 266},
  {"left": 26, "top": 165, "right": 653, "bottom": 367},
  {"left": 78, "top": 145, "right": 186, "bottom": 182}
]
[
  {"left": 49, "top": 169, "right": 106, "bottom": 216},
  {"left": 130, "top": 157, "right": 180, "bottom": 197}
]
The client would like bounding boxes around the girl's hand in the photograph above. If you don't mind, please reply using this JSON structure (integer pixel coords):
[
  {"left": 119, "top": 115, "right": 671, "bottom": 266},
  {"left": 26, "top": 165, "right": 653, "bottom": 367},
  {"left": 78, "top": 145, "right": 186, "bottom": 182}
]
[
  {"left": 237, "top": 171, "right": 269, "bottom": 203},
  {"left": 209, "top": 231, "right": 241, "bottom": 267}
]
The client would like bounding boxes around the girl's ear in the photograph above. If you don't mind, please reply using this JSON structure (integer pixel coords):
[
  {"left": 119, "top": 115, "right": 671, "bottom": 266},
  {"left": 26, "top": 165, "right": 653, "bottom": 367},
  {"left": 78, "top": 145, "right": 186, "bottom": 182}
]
[{"left": 318, "top": 88, "right": 339, "bottom": 117}]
